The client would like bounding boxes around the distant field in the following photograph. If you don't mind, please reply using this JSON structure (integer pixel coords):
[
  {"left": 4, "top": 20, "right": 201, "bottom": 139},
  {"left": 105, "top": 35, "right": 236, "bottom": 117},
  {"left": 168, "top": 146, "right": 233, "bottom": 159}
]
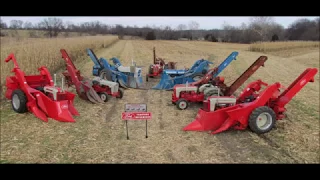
[
  {"left": 1, "top": 35, "right": 119, "bottom": 86},
  {"left": 249, "top": 41, "right": 319, "bottom": 57},
  {"left": 1, "top": 29, "right": 91, "bottom": 38},
  {"left": 0, "top": 38, "right": 319, "bottom": 163}
]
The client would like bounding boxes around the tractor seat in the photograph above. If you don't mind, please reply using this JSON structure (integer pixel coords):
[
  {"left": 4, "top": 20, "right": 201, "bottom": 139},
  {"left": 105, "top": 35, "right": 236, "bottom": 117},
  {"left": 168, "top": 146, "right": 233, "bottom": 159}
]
[{"left": 117, "top": 66, "right": 133, "bottom": 73}]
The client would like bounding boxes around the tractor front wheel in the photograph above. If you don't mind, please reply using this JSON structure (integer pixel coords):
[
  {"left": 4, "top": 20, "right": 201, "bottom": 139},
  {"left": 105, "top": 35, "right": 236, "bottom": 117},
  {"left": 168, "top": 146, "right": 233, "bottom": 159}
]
[
  {"left": 11, "top": 89, "right": 28, "bottom": 113},
  {"left": 99, "top": 92, "right": 109, "bottom": 102},
  {"left": 116, "top": 89, "right": 124, "bottom": 99},
  {"left": 248, "top": 106, "right": 276, "bottom": 134},
  {"left": 176, "top": 99, "right": 188, "bottom": 110}
]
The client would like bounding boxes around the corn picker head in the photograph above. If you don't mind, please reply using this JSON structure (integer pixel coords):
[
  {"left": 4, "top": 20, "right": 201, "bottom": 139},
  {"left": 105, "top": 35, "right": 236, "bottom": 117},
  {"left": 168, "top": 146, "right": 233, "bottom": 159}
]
[
  {"left": 153, "top": 52, "right": 238, "bottom": 90},
  {"left": 184, "top": 67, "right": 318, "bottom": 135},
  {"left": 4, "top": 53, "right": 79, "bottom": 122},
  {"left": 171, "top": 55, "right": 268, "bottom": 110},
  {"left": 60, "top": 49, "right": 123, "bottom": 104}
]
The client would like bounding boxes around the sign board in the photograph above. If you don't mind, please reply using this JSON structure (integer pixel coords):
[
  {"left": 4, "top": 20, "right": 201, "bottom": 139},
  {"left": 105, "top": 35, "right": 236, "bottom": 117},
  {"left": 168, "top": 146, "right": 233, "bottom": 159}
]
[
  {"left": 122, "top": 112, "right": 152, "bottom": 120},
  {"left": 125, "top": 103, "right": 147, "bottom": 112},
  {"left": 123, "top": 103, "right": 151, "bottom": 139}
]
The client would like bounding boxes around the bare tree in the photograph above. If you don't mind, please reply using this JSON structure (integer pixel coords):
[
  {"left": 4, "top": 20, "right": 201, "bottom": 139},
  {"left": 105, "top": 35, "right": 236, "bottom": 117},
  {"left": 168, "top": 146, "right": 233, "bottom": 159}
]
[
  {"left": 39, "top": 17, "right": 64, "bottom": 38},
  {"left": 23, "top": 21, "right": 33, "bottom": 30},
  {"left": 285, "top": 18, "right": 319, "bottom": 41},
  {"left": 10, "top": 20, "right": 24, "bottom": 29},
  {"left": 248, "top": 16, "right": 276, "bottom": 41},
  {"left": 64, "top": 21, "right": 74, "bottom": 31},
  {"left": 177, "top": 24, "right": 187, "bottom": 30},
  {"left": 188, "top": 21, "right": 200, "bottom": 40},
  {"left": 0, "top": 21, "right": 7, "bottom": 29}
]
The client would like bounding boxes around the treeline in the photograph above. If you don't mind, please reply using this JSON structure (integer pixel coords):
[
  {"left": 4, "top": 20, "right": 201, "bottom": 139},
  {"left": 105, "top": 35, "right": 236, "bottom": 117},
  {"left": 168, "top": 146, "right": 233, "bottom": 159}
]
[{"left": 0, "top": 17, "right": 319, "bottom": 43}]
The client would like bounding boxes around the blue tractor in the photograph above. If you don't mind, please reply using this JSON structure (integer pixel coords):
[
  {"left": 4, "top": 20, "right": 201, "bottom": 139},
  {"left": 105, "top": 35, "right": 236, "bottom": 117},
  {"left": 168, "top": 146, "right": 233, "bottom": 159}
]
[
  {"left": 152, "top": 51, "right": 239, "bottom": 90},
  {"left": 163, "top": 59, "right": 213, "bottom": 78},
  {"left": 87, "top": 49, "right": 144, "bottom": 89}
]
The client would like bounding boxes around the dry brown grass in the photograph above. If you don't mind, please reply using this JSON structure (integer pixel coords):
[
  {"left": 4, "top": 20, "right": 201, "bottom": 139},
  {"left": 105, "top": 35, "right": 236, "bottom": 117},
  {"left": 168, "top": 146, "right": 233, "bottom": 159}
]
[
  {"left": 1, "top": 39, "right": 319, "bottom": 164},
  {"left": 1, "top": 35, "right": 119, "bottom": 85},
  {"left": 1, "top": 29, "right": 90, "bottom": 38},
  {"left": 249, "top": 41, "right": 319, "bottom": 52}
]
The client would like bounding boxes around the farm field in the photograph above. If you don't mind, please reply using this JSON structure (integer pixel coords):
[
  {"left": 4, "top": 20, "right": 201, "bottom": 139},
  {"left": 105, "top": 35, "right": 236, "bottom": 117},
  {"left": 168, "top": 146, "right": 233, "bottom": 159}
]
[{"left": 0, "top": 38, "right": 319, "bottom": 163}]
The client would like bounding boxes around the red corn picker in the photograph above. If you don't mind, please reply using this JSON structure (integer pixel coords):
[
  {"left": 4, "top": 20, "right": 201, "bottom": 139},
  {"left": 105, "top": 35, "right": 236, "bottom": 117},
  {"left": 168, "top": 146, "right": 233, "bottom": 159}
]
[
  {"left": 146, "top": 47, "right": 177, "bottom": 81},
  {"left": 172, "top": 56, "right": 268, "bottom": 110},
  {"left": 4, "top": 53, "right": 79, "bottom": 122},
  {"left": 183, "top": 67, "right": 318, "bottom": 135},
  {"left": 60, "top": 49, "right": 123, "bottom": 104}
]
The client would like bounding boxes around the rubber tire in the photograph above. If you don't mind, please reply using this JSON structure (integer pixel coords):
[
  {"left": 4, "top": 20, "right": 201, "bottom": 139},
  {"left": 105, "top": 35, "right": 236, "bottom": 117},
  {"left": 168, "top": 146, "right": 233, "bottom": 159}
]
[
  {"left": 99, "top": 92, "right": 109, "bottom": 102},
  {"left": 99, "top": 69, "right": 112, "bottom": 81},
  {"left": 116, "top": 88, "right": 124, "bottom": 99},
  {"left": 148, "top": 65, "right": 153, "bottom": 75},
  {"left": 248, "top": 106, "right": 276, "bottom": 134},
  {"left": 11, "top": 89, "right": 28, "bottom": 113},
  {"left": 146, "top": 75, "right": 149, "bottom": 82},
  {"left": 190, "top": 73, "right": 204, "bottom": 81},
  {"left": 202, "top": 69, "right": 207, "bottom": 74},
  {"left": 176, "top": 98, "right": 188, "bottom": 110}
]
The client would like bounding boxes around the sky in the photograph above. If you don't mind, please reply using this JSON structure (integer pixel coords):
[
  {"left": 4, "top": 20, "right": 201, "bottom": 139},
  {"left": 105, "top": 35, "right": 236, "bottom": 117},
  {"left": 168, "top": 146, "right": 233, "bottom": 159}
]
[{"left": 1, "top": 16, "right": 318, "bottom": 30}]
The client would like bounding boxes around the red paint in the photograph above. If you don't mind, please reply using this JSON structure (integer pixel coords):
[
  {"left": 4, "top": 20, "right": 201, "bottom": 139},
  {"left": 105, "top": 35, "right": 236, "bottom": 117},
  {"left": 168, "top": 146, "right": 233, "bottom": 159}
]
[
  {"left": 4, "top": 53, "right": 79, "bottom": 122},
  {"left": 184, "top": 68, "right": 319, "bottom": 135},
  {"left": 122, "top": 112, "right": 152, "bottom": 120}
]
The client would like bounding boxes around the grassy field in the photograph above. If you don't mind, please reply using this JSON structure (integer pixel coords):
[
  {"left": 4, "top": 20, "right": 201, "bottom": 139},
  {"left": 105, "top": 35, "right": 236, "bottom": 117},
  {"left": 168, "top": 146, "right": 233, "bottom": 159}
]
[
  {"left": 1, "top": 29, "right": 91, "bottom": 38},
  {"left": 0, "top": 38, "right": 319, "bottom": 163},
  {"left": 249, "top": 41, "right": 320, "bottom": 58},
  {"left": 0, "top": 35, "right": 119, "bottom": 93}
]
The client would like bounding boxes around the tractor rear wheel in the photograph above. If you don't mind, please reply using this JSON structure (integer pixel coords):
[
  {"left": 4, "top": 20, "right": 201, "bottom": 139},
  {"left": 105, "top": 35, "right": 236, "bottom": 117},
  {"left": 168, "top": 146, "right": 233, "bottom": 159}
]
[
  {"left": 116, "top": 88, "right": 124, "bottom": 99},
  {"left": 248, "top": 106, "right": 276, "bottom": 134},
  {"left": 202, "top": 69, "right": 207, "bottom": 74},
  {"left": 204, "top": 88, "right": 223, "bottom": 100},
  {"left": 176, "top": 98, "right": 188, "bottom": 110},
  {"left": 11, "top": 89, "right": 28, "bottom": 113},
  {"left": 191, "top": 73, "right": 204, "bottom": 82},
  {"left": 98, "top": 92, "right": 109, "bottom": 102},
  {"left": 99, "top": 69, "right": 112, "bottom": 81},
  {"left": 148, "top": 65, "right": 153, "bottom": 75}
]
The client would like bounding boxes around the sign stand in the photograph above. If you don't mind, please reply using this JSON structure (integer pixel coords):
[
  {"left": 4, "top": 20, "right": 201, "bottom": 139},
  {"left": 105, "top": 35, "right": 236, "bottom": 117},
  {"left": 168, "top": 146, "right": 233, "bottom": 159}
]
[
  {"left": 126, "top": 120, "right": 129, "bottom": 140},
  {"left": 145, "top": 120, "right": 148, "bottom": 138},
  {"left": 122, "top": 103, "right": 152, "bottom": 140}
]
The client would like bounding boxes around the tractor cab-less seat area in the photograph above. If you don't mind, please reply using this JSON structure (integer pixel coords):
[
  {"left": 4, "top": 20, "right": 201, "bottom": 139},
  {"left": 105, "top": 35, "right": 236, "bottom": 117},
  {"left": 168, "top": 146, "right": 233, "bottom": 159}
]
[{"left": 117, "top": 66, "right": 133, "bottom": 73}]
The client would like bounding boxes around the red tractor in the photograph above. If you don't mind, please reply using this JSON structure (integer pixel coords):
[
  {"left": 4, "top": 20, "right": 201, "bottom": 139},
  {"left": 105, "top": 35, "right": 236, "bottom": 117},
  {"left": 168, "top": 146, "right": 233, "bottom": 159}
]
[
  {"left": 3, "top": 53, "right": 79, "bottom": 122},
  {"left": 146, "top": 47, "right": 177, "bottom": 81},
  {"left": 172, "top": 56, "right": 268, "bottom": 110},
  {"left": 183, "top": 67, "right": 318, "bottom": 135},
  {"left": 60, "top": 49, "right": 123, "bottom": 104}
]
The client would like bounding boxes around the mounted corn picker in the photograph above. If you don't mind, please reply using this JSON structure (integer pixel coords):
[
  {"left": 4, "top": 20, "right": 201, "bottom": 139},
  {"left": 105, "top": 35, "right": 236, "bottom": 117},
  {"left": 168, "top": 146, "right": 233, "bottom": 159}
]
[
  {"left": 152, "top": 51, "right": 238, "bottom": 90},
  {"left": 4, "top": 53, "right": 79, "bottom": 122},
  {"left": 183, "top": 67, "right": 318, "bottom": 135},
  {"left": 146, "top": 47, "right": 177, "bottom": 81},
  {"left": 172, "top": 56, "right": 268, "bottom": 110},
  {"left": 87, "top": 49, "right": 144, "bottom": 89},
  {"left": 60, "top": 49, "right": 123, "bottom": 104}
]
